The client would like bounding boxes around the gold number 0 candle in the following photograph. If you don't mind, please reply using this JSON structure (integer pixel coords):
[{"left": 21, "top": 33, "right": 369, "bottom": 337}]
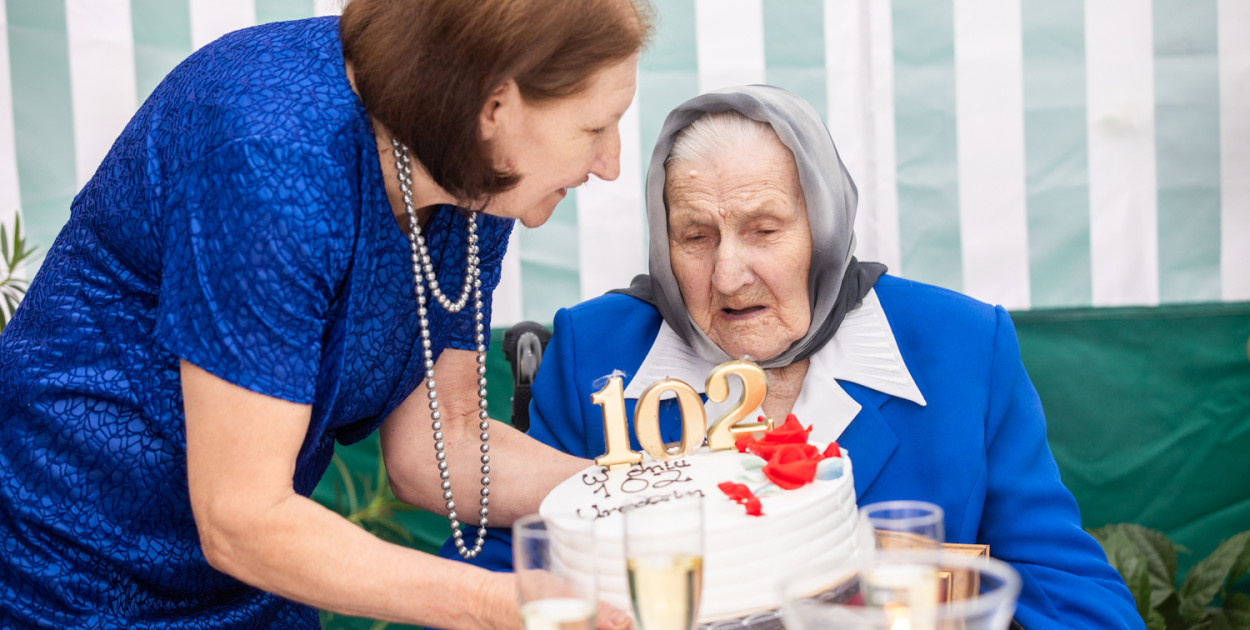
[{"left": 634, "top": 378, "right": 705, "bottom": 461}]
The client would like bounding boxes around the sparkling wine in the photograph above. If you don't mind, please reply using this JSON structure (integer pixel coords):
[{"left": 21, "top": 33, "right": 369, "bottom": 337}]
[
  {"left": 627, "top": 554, "right": 703, "bottom": 630},
  {"left": 520, "top": 597, "right": 596, "bottom": 630}
]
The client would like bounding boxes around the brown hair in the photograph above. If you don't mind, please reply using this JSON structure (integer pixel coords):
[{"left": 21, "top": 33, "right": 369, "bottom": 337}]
[{"left": 341, "top": 0, "right": 654, "bottom": 204}]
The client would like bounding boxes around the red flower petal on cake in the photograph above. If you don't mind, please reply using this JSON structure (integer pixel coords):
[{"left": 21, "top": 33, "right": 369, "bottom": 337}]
[
  {"left": 746, "top": 441, "right": 783, "bottom": 460},
  {"left": 758, "top": 414, "right": 812, "bottom": 445},
  {"left": 718, "top": 481, "right": 752, "bottom": 503},
  {"left": 718, "top": 481, "right": 766, "bottom": 516},
  {"left": 822, "top": 442, "right": 842, "bottom": 459},
  {"left": 762, "top": 443, "right": 822, "bottom": 489},
  {"left": 745, "top": 496, "right": 763, "bottom": 516},
  {"left": 734, "top": 435, "right": 756, "bottom": 454}
]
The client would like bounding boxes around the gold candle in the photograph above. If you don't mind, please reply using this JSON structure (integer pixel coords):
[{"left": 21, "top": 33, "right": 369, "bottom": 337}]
[
  {"left": 705, "top": 360, "right": 771, "bottom": 451},
  {"left": 633, "top": 378, "right": 706, "bottom": 460},
  {"left": 591, "top": 374, "right": 642, "bottom": 470}
]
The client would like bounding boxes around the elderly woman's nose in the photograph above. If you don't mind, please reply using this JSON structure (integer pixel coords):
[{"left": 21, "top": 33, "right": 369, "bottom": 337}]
[{"left": 711, "top": 242, "right": 755, "bottom": 293}]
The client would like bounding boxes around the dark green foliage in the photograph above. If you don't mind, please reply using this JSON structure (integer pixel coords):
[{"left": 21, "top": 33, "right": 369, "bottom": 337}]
[
  {"left": 0, "top": 213, "right": 37, "bottom": 331},
  {"left": 1091, "top": 523, "right": 1250, "bottom": 630}
]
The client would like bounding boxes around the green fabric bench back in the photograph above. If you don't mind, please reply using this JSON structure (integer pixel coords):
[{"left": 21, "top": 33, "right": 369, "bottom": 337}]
[{"left": 1013, "top": 302, "right": 1250, "bottom": 579}]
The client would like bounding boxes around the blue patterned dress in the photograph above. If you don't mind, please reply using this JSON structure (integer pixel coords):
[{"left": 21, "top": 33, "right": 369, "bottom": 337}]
[{"left": 0, "top": 17, "right": 512, "bottom": 628}]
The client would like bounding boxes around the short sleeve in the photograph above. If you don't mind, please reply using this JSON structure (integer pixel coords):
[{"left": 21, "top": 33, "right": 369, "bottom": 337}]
[{"left": 155, "top": 138, "right": 356, "bottom": 403}]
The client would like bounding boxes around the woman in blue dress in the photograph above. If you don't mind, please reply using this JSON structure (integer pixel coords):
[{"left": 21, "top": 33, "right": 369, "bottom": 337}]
[{"left": 0, "top": 1, "right": 651, "bottom": 627}]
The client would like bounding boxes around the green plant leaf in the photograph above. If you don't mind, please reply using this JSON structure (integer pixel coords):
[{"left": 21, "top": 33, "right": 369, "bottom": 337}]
[
  {"left": 1, "top": 222, "right": 10, "bottom": 263},
  {"left": 1207, "top": 611, "right": 1232, "bottom": 630},
  {"left": 1223, "top": 592, "right": 1250, "bottom": 629},
  {"left": 1091, "top": 523, "right": 1181, "bottom": 606},
  {"left": 0, "top": 212, "right": 38, "bottom": 333},
  {"left": 1144, "top": 607, "right": 1168, "bottom": 630},
  {"left": 1103, "top": 529, "right": 1154, "bottom": 619},
  {"left": 11, "top": 247, "right": 32, "bottom": 269},
  {"left": 375, "top": 446, "right": 388, "bottom": 487},
  {"left": 370, "top": 517, "right": 415, "bottom": 545},
  {"left": 1179, "top": 532, "right": 1250, "bottom": 624},
  {"left": 330, "top": 454, "right": 360, "bottom": 517},
  {"left": 1230, "top": 535, "right": 1250, "bottom": 592}
]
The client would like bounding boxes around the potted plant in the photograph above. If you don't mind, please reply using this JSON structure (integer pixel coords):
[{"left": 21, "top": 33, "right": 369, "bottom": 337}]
[
  {"left": 1090, "top": 523, "right": 1250, "bottom": 629},
  {"left": 1, "top": 213, "right": 37, "bottom": 331}
]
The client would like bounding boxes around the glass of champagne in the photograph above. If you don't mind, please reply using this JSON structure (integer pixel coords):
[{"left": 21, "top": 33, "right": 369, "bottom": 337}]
[
  {"left": 622, "top": 495, "right": 704, "bottom": 630},
  {"left": 861, "top": 500, "right": 945, "bottom": 549},
  {"left": 514, "top": 513, "right": 598, "bottom": 630}
]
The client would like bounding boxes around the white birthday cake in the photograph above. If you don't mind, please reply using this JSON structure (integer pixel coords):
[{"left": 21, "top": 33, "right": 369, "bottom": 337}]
[{"left": 540, "top": 424, "right": 868, "bottom": 622}]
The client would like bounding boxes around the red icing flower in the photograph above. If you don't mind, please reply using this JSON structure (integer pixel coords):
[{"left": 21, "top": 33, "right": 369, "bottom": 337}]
[
  {"left": 762, "top": 443, "right": 823, "bottom": 489},
  {"left": 734, "top": 434, "right": 754, "bottom": 454},
  {"left": 759, "top": 414, "right": 812, "bottom": 445},
  {"left": 741, "top": 439, "right": 781, "bottom": 460},
  {"left": 744, "top": 495, "right": 762, "bottom": 516},
  {"left": 735, "top": 414, "right": 818, "bottom": 461},
  {"left": 717, "top": 481, "right": 763, "bottom": 516},
  {"left": 822, "top": 442, "right": 842, "bottom": 459},
  {"left": 723, "top": 415, "right": 842, "bottom": 515}
]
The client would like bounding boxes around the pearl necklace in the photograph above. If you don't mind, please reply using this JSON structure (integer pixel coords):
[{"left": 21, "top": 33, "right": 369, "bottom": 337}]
[{"left": 392, "top": 139, "right": 490, "bottom": 559}]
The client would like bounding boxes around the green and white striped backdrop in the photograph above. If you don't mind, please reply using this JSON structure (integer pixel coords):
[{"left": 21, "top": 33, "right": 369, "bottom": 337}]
[{"left": 2, "top": 0, "right": 1247, "bottom": 328}]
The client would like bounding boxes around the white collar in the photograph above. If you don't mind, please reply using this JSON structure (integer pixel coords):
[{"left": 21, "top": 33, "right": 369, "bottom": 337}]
[{"left": 622, "top": 289, "right": 926, "bottom": 443}]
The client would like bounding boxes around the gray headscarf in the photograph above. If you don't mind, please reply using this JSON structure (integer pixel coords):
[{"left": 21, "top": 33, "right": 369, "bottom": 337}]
[{"left": 614, "top": 84, "right": 886, "bottom": 369}]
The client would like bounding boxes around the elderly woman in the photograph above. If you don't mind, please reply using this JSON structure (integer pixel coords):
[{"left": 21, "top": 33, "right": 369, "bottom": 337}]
[{"left": 442, "top": 86, "right": 1143, "bottom": 630}]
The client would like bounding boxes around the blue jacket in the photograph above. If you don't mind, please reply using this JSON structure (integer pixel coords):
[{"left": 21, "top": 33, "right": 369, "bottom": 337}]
[{"left": 442, "top": 274, "right": 1143, "bottom": 630}]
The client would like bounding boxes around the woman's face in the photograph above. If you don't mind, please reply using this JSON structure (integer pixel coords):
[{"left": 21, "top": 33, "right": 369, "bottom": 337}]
[
  {"left": 666, "top": 134, "right": 813, "bottom": 362},
  {"left": 482, "top": 55, "right": 639, "bottom": 228}
]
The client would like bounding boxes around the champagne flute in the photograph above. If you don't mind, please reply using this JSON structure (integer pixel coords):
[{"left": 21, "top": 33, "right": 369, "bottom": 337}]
[
  {"left": 514, "top": 513, "right": 598, "bottom": 630},
  {"left": 622, "top": 495, "right": 704, "bottom": 630},
  {"left": 859, "top": 501, "right": 944, "bottom": 618},
  {"left": 861, "top": 500, "right": 945, "bottom": 549}
]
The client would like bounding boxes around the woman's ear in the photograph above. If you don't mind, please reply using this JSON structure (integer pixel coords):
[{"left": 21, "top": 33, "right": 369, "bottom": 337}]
[{"left": 479, "top": 78, "right": 520, "bottom": 142}]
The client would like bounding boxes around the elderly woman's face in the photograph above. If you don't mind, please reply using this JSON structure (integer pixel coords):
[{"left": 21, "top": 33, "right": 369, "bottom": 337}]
[{"left": 666, "top": 135, "right": 812, "bottom": 362}]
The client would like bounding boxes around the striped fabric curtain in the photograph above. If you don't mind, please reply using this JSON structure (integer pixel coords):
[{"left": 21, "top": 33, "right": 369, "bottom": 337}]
[{"left": 2, "top": 0, "right": 1247, "bottom": 329}]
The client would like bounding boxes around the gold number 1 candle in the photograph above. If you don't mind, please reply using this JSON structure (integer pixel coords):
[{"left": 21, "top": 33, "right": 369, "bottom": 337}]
[{"left": 591, "top": 374, "right": 642, "bottom": 470}]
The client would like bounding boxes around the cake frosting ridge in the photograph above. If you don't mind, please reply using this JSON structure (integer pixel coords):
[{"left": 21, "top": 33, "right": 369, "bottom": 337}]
[{"left": 540, "top": 444, "right": 867, "bottom": 621}]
